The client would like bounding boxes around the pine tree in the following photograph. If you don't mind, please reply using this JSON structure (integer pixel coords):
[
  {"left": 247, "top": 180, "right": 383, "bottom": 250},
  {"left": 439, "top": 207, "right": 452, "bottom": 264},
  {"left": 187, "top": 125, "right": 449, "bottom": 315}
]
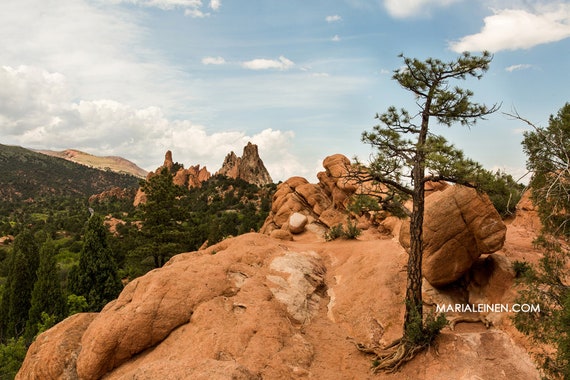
[
  {"left": 24, "top": 238, "right": 66, "bottom": 342},
  {"left": 69, "top": 214, "right": 122, "bottom": 312},
  {"left": 137, "top": 167, "right": 188, "bottom": 268},
  {"left": 0, "top": 230, "right": 40, "bottom": 341},
  {"left": 511, "top": 103, "right": 570, "bottom": 377},
  {"left": 357, "top": 52, "right": 498, "bottom": 372}
]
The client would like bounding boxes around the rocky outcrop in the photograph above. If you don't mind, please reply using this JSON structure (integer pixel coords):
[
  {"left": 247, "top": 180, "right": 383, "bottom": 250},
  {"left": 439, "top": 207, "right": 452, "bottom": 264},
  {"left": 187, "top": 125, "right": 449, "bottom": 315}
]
[
  {"left": 216, "top": 142, "right": 272, "bottom": 187},
  {"left": 17, "top": 232, "right": 540, "bottom": 380},
  {"left": 88, "top": 187, "right": 134, "bottom": 204},
  {"left": 261, "top": 154, "right": 364, "bottom": 236},
  {"left": 134, "top": 143, "right": 272, "bottom": 206},
  {"left": 134, "top": 150, "right": 212, "bottom": 206},
  {"left": 400, "top": 185, "right": 507, "bottom": 287}
]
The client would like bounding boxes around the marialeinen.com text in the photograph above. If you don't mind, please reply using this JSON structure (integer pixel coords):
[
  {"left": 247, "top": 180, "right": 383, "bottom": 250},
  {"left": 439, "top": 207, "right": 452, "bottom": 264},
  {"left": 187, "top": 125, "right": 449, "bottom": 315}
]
[{"left": 436, "top": 304, "right": 540, "bottom": 313}]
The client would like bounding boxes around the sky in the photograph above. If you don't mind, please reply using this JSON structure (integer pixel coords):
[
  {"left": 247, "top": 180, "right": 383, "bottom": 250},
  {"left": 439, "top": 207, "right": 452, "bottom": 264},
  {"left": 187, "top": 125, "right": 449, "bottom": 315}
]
[{"left": 1, "top": 0, "right": 569, "bottom": 182}]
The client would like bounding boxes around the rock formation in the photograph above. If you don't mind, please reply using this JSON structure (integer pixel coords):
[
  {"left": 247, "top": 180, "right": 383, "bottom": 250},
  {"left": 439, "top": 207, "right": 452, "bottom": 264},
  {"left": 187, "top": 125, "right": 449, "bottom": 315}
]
[
  {"left": 261, "top": 154, "right": 363, "bottom": 236},
  {"left": 17, "top": 232, "right": 541, "bottom": 379},
  {"left": 399, "top": 185, "right": 507, "bottom": 287},
  {"left": 216, "top": 142, "right": 272, "bottom": 187},
  {"left": 134, "top": 143, "right": 271, "bottom": 206}
]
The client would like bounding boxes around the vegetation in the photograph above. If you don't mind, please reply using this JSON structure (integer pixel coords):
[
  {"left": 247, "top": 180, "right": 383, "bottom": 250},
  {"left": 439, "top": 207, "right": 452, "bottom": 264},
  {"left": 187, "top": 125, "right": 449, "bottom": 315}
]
[
  {"left": 68, "top": 214, "right": 123, "bottom": 312},
  {"left": 512, "top": 103, "right": 570, "bottom": 379},
  {"left": 356, "top": 52, "right": 499, "bottom": 372}
]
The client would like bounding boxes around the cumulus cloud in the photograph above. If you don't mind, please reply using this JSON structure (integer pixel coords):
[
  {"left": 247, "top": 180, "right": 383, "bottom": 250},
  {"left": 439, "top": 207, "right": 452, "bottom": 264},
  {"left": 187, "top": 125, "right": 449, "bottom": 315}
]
[
  {"left": 383, "top": 0, "right": 460, "bottom": 18},
  {"left": 505, "top": 64, "right": 533, "bottom": 72},
  {"left": 209, "top": 0, "right": 221, "bottom": 11},
  {"left": 331, "top": 35, "right": 341, "bottom": 42},
  {"left": 120, "top": 0, "right": 202, "bottom": 9},
  {"left": 0, "top": 65, "right": 298, "bottom": 178},
  {"left": 242, "top": 56, "right": 295, "bottom": 71},
  {"left": 326, "top": 15, "right": 342, "bottom": 22},
  {"left": 184, "top": 8, "right": 209, "bottom": 17},
  {"left": 449, "top": 4, "right": 570, "bottom": 52},
  {"left": 202, "top": 56, "right": 226, "bottom": 65}
]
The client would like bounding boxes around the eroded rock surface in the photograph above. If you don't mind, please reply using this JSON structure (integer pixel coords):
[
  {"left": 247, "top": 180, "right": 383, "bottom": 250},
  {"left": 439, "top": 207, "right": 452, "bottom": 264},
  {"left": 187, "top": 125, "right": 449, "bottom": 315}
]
[{"left": 400, "top": 185, "right": 507, "bottom": 287}]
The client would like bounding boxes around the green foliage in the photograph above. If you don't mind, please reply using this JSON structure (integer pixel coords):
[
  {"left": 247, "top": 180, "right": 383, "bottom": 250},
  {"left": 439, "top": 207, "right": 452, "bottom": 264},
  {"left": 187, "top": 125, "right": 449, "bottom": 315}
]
[
  {"left": 522, "top": 103, "right": 570, "bottom": 236},
  {"left": 324, "top": 219, "right": 362, "bottom": 241},
  {"left": 69, "top": 215, "right": 122, "bottom": 312},
  {"left": 324, "top": 224, "right": 345, "bottom": 241},
  {"left": 512, "top": 104, "right": 570, "bottom": 378},
  {"left": 0, "top": 230, "right": 39, "bottom": 342},
  {"left": 343, "top": 219, "right": 362, "bottom": 239},
  {"left": 512, "top": 239, "right": 570, "bottom": 378},
  {"left": 0, "top": 336, "right": 27, "bottom": 379},
  {"left": 404, "top": 305, "right": 448, "bottom": 347},
  {"left": 475, "top": 169, "right": 525, "bottom": 217},
  {"left": 512, "top": 260, "right": 533, "bottom": 279},
  {"left": 24, "top": 238, "right": 66, "bottom": 342},
  {"left": 67, "top": 294, "right": 88, "bottom": 316},
  {"left": 347, "top": 194, "right": 381, "bottom": 216}
]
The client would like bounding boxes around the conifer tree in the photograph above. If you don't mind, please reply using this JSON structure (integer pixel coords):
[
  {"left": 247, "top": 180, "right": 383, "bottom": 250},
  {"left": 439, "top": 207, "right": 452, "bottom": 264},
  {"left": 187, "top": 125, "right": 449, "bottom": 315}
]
[
  {"left": 69, "top": 214, "right": 122, "bottom": 312},
  {"left": 357, "top": 52, "right": 498, "bottom": 371},
  {"left": 24, "top": 238, "right": 66, "bottom": 342},
  {"left": 137, "top": 167, "right": 188, "bottom": 268},
  {"left": 0, "top": 230, "right": 39, "bottom": 341}
]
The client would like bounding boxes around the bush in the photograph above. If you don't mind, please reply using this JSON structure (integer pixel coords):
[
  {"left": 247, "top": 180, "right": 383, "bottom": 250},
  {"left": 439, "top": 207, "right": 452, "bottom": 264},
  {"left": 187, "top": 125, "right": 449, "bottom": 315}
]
[
  {"left": 325, "top": 224, "right": 345, "bottom": 241},
  {"left": 0, "top": 336, "right": 27, "bottom": 379},
  {"left": 325, "top": 219, "right": 362, "bottom": 241}
]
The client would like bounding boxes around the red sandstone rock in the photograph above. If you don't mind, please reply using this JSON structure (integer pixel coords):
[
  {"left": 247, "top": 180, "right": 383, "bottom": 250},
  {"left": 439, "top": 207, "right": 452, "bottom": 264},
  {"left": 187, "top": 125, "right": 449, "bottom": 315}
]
[{"left": 400, "top": 185, "right": 507, "bottom": 287}]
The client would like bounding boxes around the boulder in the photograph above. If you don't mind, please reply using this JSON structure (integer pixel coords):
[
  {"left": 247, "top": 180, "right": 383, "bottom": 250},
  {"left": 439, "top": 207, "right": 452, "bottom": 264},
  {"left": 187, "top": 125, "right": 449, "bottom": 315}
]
[
  {"left": 400, "top": 185, "right": 506, "bottom": 287},
  {"left": 16, "top": 313, "right": 97, "bottom": 380},
  {"left": 288, "top": 212, "right": 308, "bottom": 234}
]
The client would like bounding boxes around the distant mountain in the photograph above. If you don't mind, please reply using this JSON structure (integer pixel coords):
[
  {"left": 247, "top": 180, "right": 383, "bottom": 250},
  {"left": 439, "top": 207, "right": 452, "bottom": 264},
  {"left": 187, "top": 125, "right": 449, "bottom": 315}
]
[
  {"left": 37, "top": 149, "right": 148, "bottom": 178},
  {"left": 0, "top": 144, "right": 140, "bottom": 202}
]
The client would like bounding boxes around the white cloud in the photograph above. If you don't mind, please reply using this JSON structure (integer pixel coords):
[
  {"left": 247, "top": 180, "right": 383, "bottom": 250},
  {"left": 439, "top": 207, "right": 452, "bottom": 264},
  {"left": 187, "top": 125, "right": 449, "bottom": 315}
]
[
  {"left": 326, "top": 15, "right": 342, "bottom": 22},
  {"left": 383, "top": 0, "right": 460, "bottom": 18},
  {"left": 449, "top": 4, "right": 570, "bottom": 52},
  {"left": 332, "top": 35, "right": 341, "bottom": 42},
  {"left": 242, "top": 56, "right": 295, "bottom": 71},
  {"left": 505, "top": 64, "right": 533, "bottom": 72},
  {"left": 184, "top": 8, "right": 209, "bottom": 17},
  {"left": 108, "top": 0, "right": 202, "bottom": 10},
  {"left": 209, "top": 0, "right": 221, "bottom": 11},
  {"left": 0, "top": 65, "right": 299, "bottom": 178},
  {"left": 202, "top": 56, "right": 226, "bottom": 65}
]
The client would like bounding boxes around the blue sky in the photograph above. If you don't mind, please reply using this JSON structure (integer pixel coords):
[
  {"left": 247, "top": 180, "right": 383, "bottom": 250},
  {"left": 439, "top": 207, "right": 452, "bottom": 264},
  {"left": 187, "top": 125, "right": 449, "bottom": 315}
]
[{"left": 1, "top": 0, "right": 569, "bottom": 182}]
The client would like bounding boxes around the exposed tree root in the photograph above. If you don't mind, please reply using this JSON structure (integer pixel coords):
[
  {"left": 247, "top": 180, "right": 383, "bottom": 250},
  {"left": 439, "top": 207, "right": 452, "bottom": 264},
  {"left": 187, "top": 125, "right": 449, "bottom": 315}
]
[{"left": 355, "top": 338, "right": 429, "bottom": 373}]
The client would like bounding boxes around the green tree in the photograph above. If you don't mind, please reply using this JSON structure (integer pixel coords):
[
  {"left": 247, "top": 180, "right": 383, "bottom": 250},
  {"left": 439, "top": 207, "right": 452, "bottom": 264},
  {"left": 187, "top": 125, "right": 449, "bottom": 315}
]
[
  {"left": 0, "top": 336, "right": 27, "bottom": 379},
  {"left": 512, "top": 103, "right": 570, "bottom": 378},
  {"left": 69, "top": 214, "right": 122, "bottom": 312},
  {"left": 135, "top": 167, "right": 188, "bottom": 269},
  {"left": 0, "top": 230, "right": 40, "bottom": 341},
  {"left": 358, "top": 52, "right": 498, "bottom": 371},
  {"left": 24, "top": 238, "right": 66, "bottom": 342}
]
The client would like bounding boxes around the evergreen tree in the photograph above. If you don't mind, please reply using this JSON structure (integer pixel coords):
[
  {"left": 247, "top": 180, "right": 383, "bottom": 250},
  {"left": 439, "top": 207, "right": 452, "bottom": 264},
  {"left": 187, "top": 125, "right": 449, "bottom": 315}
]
[
  {"left": 512, "top": 103, "right": 570, "bottom": 378},
  {"left": 24, "top": 238, "right": 66, "bottom": 342},
  {"left": 69, "top": 214, "right": 122, "bottom": 312},
  {"left": 136, "top": 167, "right": 188, "bottom": 268},
  {"left": 0, "top": 230, "right": 40, "bottom": 341},
  {"left": 357, "top": 52, "right": 498, "bottom": 372}
]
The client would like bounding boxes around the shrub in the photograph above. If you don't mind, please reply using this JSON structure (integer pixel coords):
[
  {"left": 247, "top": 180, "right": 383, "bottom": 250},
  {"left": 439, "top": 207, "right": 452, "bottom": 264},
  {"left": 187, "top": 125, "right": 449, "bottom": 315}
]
[{"left": 325, "top": 224, "right": 345, "bottom": 241}]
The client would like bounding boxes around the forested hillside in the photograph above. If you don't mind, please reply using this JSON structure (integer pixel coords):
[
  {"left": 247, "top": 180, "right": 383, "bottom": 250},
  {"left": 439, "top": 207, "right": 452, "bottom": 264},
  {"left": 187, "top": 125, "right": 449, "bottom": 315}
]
[{"left": 0, "top": 144, "right": 140, "bottom": 202}]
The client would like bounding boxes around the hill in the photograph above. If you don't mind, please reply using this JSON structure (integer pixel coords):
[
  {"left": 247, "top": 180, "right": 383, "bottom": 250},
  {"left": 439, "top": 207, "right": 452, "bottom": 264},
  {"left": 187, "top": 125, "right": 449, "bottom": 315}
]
[
  {"left": 36, "top": 149, "right": 148, "bottom": 178},
  {"left": 0, "top": 144, "right": 140, "bottom": 202}
]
